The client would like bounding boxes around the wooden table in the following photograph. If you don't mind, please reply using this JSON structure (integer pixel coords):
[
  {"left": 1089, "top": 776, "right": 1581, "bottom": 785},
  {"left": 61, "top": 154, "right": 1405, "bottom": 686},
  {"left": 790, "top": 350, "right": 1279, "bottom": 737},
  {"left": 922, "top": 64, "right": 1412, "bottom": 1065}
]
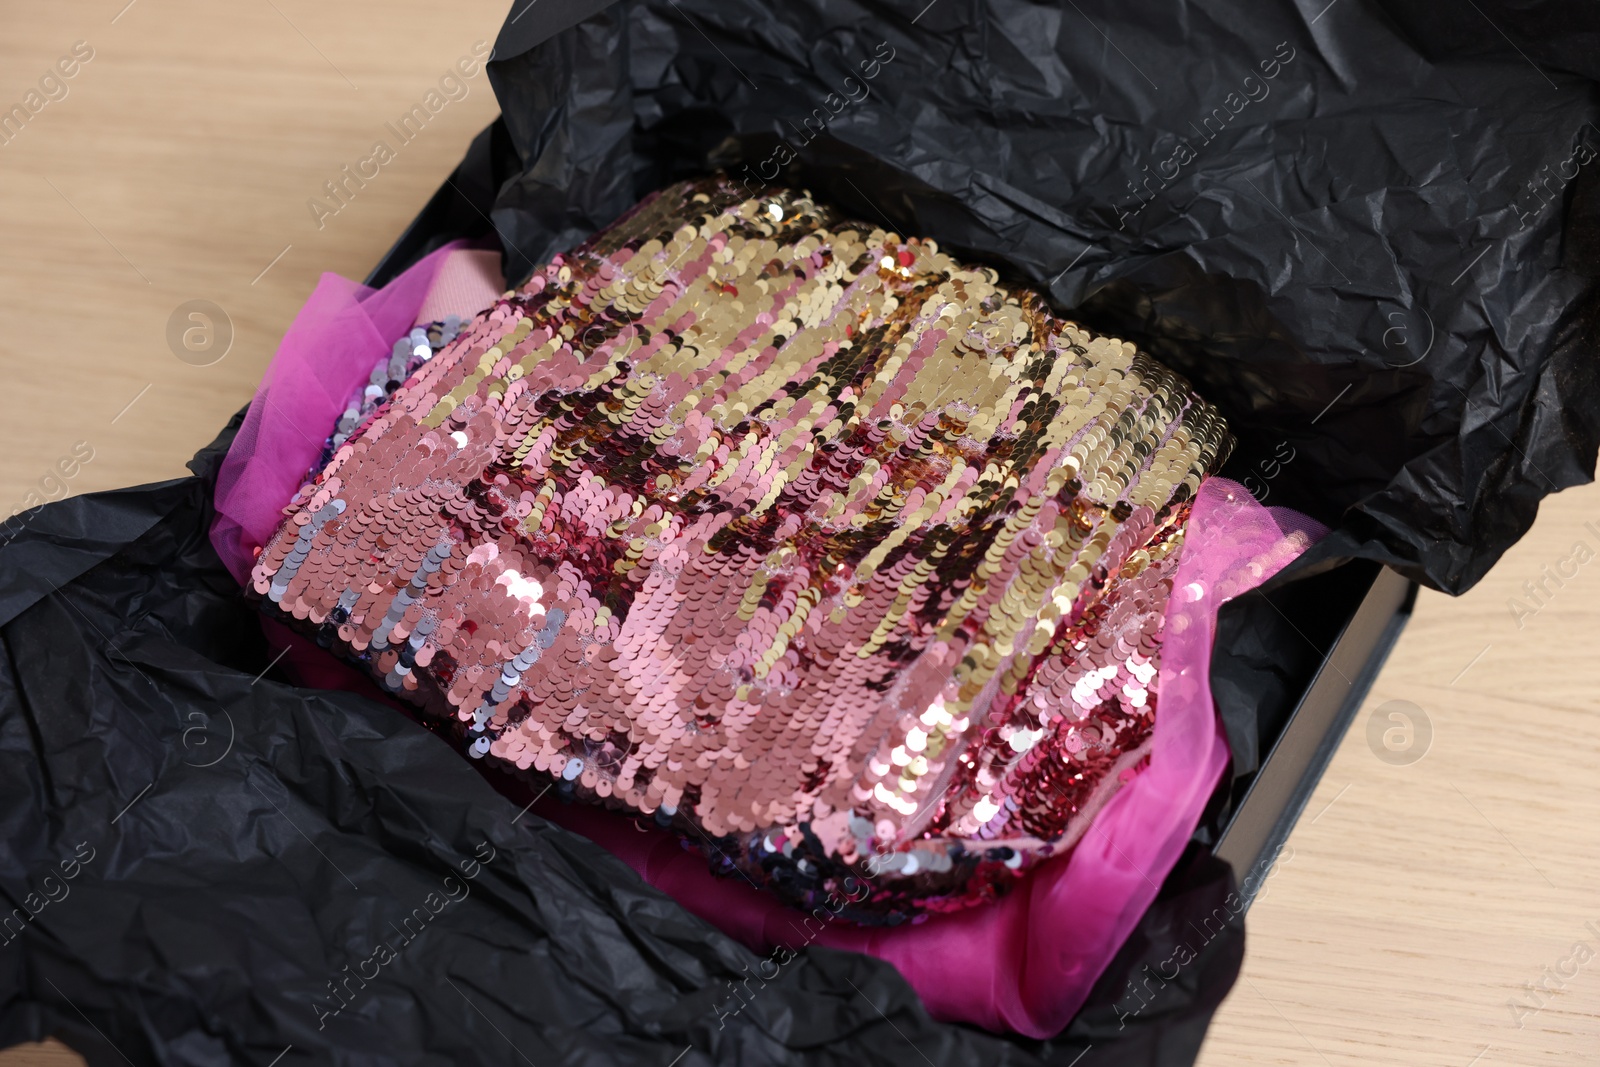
[{"left": 1, "top": 2, "right": 1595, "bottom": 1064}]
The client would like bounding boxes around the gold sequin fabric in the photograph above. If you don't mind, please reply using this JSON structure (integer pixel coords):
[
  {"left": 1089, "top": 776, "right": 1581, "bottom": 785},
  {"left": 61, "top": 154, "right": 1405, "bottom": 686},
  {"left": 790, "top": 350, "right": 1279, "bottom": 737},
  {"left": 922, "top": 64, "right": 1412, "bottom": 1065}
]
[{"left": 252, "top": 178, "right": 1231, "bottom": 921}]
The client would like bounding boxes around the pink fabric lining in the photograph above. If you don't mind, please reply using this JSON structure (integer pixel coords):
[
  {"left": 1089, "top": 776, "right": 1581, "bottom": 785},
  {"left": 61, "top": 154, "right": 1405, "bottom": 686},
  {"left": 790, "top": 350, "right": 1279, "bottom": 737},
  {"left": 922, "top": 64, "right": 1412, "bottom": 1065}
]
[
  {"left": 413, "top": 248, "right": 506, "bottom": 327},
  {"left": 210, "top": 248, "right": 1325, "bottom": 1037}
]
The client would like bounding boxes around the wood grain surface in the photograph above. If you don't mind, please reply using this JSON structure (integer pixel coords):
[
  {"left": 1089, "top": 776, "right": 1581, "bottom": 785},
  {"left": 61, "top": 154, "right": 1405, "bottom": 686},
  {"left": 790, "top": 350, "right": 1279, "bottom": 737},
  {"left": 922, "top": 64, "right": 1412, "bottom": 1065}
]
[{"left": 1, "top": 2, "right": 1595, "bottom": 1065}]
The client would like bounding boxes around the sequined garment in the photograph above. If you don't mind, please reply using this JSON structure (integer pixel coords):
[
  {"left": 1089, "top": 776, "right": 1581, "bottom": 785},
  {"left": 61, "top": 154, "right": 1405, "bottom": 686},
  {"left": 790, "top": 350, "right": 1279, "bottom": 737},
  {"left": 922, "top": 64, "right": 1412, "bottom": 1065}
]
[{"left": 252, "top": 178, "right": 1231, "bottom": 921}]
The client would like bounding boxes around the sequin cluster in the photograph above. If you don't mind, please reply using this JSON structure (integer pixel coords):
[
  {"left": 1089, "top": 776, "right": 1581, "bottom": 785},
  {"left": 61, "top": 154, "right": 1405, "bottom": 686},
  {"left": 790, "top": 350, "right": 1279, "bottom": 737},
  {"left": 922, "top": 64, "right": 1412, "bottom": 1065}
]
[
  {"left": 314, "top": 318, "right": 465, "bottom": 473},
  {"left": 252, "top": 178, "right": 1231, "bottom": 921}
]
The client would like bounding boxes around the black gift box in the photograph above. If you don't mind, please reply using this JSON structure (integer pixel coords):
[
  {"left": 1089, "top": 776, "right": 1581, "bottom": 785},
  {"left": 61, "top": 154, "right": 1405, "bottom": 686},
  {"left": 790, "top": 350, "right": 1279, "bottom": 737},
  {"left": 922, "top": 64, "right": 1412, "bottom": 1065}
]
[
  {"left": 365, "top": 126, "right": 1422, "bottom": 894},
  {"left": 361, "top": 132, "right": 1420, "bottom": 1056},
  {"left": 4, "top": 1, "right": 1598, "bottom": 1066}
]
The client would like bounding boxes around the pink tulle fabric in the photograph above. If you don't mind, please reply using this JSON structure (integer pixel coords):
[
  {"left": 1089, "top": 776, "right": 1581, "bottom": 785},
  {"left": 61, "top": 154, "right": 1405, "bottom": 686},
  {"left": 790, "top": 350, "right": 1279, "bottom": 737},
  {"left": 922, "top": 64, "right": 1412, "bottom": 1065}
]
[
  {"left": 211, "top": 241, "right": 504, "bottom": 583},
  {"left": 210, "top": 245, "right": 1325, "bottom": 1037}
]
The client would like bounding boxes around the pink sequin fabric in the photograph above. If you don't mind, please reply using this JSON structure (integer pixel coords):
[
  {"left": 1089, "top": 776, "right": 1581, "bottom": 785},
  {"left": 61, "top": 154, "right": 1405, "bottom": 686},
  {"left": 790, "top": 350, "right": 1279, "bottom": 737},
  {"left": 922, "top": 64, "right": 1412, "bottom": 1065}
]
[{"left": 251, "top": 178, "right": 1231, "bottom": 920}]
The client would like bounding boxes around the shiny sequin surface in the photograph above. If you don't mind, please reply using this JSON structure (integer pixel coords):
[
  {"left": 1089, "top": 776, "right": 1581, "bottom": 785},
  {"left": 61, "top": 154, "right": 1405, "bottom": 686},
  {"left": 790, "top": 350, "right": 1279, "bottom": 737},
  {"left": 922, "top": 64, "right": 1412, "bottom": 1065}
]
[{"left": 253, "top": 178, "right": 1232, "bottom": 921}]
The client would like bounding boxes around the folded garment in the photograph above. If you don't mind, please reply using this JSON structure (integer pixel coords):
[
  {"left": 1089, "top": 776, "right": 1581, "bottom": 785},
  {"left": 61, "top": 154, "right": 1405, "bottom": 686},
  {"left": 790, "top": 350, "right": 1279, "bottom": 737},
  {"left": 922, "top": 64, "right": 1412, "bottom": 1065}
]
[
  {"left": 217, "top": 225, "right": 1316, "bottom": 1034},
  {"left": 250, "top": 177, "right": 1231, "bottom": 920}
]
